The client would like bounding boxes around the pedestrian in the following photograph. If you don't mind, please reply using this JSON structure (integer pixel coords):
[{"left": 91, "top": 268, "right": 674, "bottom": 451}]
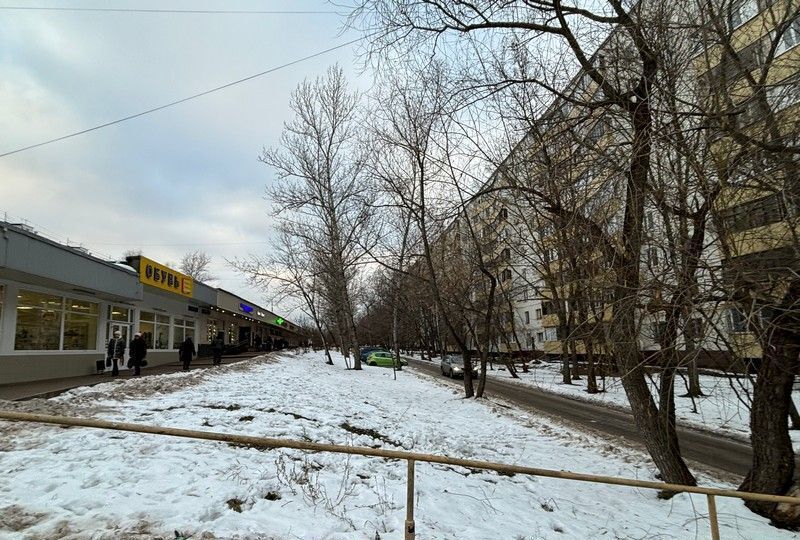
[
  {"left": 179, "top": 336, "right": 196, "bottom": 371},
  {"left": 106, "top": 331, "right": 126, "bottom": 377},
  {"left": 211, "top": 332, "right": 224, "bottom": 366},
  {"left": 129, "top": 332, "right": 148, "bottom": 376}
]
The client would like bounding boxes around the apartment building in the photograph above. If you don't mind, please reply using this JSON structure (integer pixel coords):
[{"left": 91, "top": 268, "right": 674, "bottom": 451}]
[{"left": 441, "top": 1, "right": 798, "bottom": 367}]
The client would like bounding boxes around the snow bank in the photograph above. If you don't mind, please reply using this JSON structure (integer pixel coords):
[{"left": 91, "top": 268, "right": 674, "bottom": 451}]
[{"left": 0, "top": 351, "right": 790, "bottom": 539}]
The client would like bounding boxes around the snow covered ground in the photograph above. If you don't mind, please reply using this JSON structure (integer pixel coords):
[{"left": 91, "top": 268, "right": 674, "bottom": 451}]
[
  {"left": 465, "top": 358, "right": 800, "bottom": 449},
  {"left": 0, "top": 351, "right": 791, "bottom": 539}
]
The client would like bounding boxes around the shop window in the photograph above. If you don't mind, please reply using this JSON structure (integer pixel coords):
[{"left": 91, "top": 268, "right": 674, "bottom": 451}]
[
  {"left": 14, "top": 290, "right": 63, "bottom": 350},
  {"left": 173, "top": 318, "right": 196, "bottom": 346},
  {"left": 140, "top": 312, "right": 170, "bottom": 350},
  {"left": 207, "top": 319, "right": 220, "bottom": 343},
  {"left": 63, "top": 299, "right": 99, "bottom": 350}
]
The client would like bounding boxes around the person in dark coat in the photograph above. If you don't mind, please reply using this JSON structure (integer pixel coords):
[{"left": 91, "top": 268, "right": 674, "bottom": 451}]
[
  {"left": 179, "top": 336, "right": 196, "bottom": 371},
  {"left": 106, "top": 331, "right": 126, "bottom": 377},
  {"left": 211, "top": 332, "right": 224, "bottom": 366},
  {"left": 129, "top": 333, "right": 147, "bottom": 376}
]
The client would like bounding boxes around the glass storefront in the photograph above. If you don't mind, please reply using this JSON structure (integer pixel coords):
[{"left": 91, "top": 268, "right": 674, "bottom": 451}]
[
  {"left": 63, "top": 299, "right": 99, "bottom": 350},
  {"left": 172, "top": 317, "right": 195, "bottom": 345},
  {"left": 14, "top": 290, "right": 98, "bottom": 351},
  {"left": 139, "top": 311, "right": 170, "bottom": 349}
]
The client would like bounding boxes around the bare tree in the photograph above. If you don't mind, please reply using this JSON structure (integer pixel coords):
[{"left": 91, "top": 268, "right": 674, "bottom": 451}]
[
  {"left": 261, "top": 65, "right": 372, "bottom": 370},
  {"left": 179, "top": 250, "right": 216, "bottom": 282}
]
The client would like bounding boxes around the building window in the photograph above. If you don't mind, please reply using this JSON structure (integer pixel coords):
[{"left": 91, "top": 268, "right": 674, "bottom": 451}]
[
  {"left": 726, "top": 308, "right": 749, "bottom": 333},
  {"left": 536, "top": 332, "right": 544, "bottom": 343},
  {"left": 499, "top": 208, "right": 508, "bottom": 221},
  {"left": 535, "top": 308, "right": 543, "bottom": 320},
  {"left": 172, "top": 318, "right": 196, "bottom": 346},
  {"left": 544, "top": 328, "right": 558, "bottom": 342},
  {"left": 525, "top": 311, "right": 530, "bottom": 324},
  {"left": 500, "top": 269, "right": 512, "bottom": 282},
  {"left": 63, "top": 299, "right": 99, "bottom": 350},
  {"left": 14, "top": 290, "right": 63, "bottom": 350},
  {"left": 140, "top": 312, "right": 170, "bottom": 349},
  {"left": 542, "top": 300, "right": 562, "bottom": 316},
  {"left": 766, "top": 76, "right": 800, "bottom": 112},
  {"left": 776, "top": 16, "right": 800, "bottom": 56},
  {"left": 730, "top": 0, "right": 758, "bottom": 30},
  {"left": 719, "top": 193, "right": 788, "bottom": 233},
  {"left": 648, "top": 247, "right": 660, "bottom": 267}
]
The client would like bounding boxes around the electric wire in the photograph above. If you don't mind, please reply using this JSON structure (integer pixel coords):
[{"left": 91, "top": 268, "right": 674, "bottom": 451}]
[
  {"left": 0, "top": 36, "right": 364, "bottom": 158},
  {"left": 0, "top": 6, "right": 339, "bottom": 14}
]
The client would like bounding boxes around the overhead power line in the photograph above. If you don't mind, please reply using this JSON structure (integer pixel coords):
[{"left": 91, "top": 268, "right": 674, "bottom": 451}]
[
  {"left": 0, "top": 6, "right": 339, "bottom": 14},
  {"left": 0, "top": 36, "right": 363, "bottom": 158},
  {"left": 91, "top": 240, "right": 270, "bottom": 247}
]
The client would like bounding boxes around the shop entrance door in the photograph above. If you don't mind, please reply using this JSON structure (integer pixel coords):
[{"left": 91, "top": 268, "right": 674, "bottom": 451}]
[
  {"left": 238, "top": 326, "right": 251, "bottom": 348},
  {"left": 108, "top": 323, "right": 131, "bottom": 344}
]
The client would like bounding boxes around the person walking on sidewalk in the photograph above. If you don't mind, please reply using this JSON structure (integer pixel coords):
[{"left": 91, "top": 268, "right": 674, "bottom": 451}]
[
  {"left": 179, "top": 336, "right": 196, "bottom": 371},
  {"left": 106, "top": 331, "right": 126, "bottom": 377},
  {"left": 129, "top": 333, "right": 148, "bottom": 376},
  {"left": 211, "top": 332, "right": 224, "bottom": 366}
]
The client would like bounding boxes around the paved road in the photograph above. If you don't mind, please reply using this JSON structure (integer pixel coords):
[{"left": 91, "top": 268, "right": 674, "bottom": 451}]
[{"left": 408, "top": 358, "right": 752, "bottom": 480}]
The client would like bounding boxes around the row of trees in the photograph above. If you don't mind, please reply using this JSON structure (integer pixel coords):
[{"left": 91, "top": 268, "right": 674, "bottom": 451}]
[{"left": 245, "top": 0, "right": 799, "bottom": 528}]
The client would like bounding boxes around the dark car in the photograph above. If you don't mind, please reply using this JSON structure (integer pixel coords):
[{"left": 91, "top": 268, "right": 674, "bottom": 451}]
[{"left": 440, "top": 355, "right": 479, "bottom": 379}]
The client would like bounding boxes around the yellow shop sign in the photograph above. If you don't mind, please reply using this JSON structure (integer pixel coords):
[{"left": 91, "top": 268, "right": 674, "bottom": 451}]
[{"left": 139, "top": 256, "right": 193, "bottom": 298}]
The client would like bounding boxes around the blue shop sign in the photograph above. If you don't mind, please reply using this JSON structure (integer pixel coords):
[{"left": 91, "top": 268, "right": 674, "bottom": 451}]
[{"left": 239, "top": 303, "right": 254, "bottom": 314}]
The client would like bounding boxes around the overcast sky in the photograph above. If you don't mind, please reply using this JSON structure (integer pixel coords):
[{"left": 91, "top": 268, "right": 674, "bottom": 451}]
[{"left": 0, "top": 1, "right": 366, "bottom": 316}]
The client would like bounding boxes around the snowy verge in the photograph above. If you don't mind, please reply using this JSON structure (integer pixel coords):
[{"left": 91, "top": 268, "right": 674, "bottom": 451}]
[{"left": 0, "top": 351, "right": 791, "bottom": 539}]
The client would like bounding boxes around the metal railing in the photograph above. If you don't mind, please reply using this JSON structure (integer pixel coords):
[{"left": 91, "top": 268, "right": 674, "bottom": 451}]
[{"left": 1, "top": 410, "right": 798, "bottom": 539}]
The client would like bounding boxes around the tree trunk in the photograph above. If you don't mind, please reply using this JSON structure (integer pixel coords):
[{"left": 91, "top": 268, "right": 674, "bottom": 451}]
[
  {"left": 586, "top": 337, "right": 599, "bottom": 394},
  {"left": 621, "top": 366, "right": 696, "bottom": 491},
  {"left": 504, "top": 356, "right": 519, "bottom": 378},
  {"left": 613, "top": 88, "right": 696, "bottom": 490},
  {"left": 561, "top": 335, "right": 572, "bottom": 385},
  {"left": 463, "top": 349, "right": 475, "bottom": 398},
  {"left": 570, "top": 341, "right": 581, "bottom": 381},
  {"left": 476, "top": 350, "right": 489, "bottom": 398},
  {"left": 740, "top": 330, "right": 800, "bottom": 528},
  {"left": 685, "top": 356, "right": 703, "bottom": 397}
]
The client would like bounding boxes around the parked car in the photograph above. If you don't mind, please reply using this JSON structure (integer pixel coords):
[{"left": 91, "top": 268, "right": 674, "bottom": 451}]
[
  {"left": 440, "top": 355, "right": 479, "bottom": 379},
  {"left": 366, "top": 351, "right": 408, "bottom": 368},
  {"left": 360, "top": 346, "right": 386, "bottom": 362}
]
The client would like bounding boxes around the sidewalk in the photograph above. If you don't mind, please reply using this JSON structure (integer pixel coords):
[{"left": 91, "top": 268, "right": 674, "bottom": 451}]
[{"left": 0, "top": 353, "right": 263, "bottom": 401}]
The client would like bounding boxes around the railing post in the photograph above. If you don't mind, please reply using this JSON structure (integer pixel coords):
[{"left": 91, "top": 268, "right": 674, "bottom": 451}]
[
  {"left": 707, "top": 494, "right": 720, "bottom": 540},
  {"left": 405, "top": 458, "right": 416, "bottom": 540}
]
